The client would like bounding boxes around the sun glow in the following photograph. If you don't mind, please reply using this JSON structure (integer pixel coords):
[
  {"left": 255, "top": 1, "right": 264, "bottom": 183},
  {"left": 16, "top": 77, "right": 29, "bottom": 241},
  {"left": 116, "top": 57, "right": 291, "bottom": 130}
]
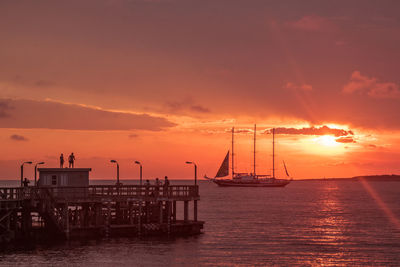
[{"left": 316, "top": 135, "right": 339, "bottom": 147}]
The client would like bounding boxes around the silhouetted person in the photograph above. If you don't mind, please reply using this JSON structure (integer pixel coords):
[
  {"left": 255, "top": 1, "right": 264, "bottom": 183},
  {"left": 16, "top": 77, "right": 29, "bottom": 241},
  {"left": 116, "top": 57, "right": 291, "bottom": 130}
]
[
  {"left": 154, "top": 178, "right": 160, "bottom": 197},
  {"left": 23, "top": 178, "right": 30, "bottom": 187},
  {"left": 163, "top": 176, "right": 170, "bottom": 196},
  {"left": 145, "top": 179, "right": 150, "bottom": 196},
  {"left": 164, "top": 176, "right": 170, "bottom": 186},
  {"left": 68, "top": 153, "right": 75, "bottom": 168},
  {"left": 60, "top": 153, "right": 64, "bottom": 168}
]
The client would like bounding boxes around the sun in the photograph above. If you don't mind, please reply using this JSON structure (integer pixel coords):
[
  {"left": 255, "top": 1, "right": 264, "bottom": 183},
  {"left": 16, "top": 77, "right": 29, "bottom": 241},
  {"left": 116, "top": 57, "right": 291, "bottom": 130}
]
[
  {"left": 300, "top": 134, "right": 345, "bottom": 156},
  {"left": 316, "top": 135, "right": 338, "bottom": 147}
]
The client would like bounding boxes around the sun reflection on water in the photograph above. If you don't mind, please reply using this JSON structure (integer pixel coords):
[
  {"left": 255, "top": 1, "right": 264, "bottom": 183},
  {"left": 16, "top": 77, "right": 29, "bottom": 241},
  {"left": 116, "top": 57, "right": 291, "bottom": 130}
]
[{"left": 309, "top": 182, "right": 349, "bottom": 265}]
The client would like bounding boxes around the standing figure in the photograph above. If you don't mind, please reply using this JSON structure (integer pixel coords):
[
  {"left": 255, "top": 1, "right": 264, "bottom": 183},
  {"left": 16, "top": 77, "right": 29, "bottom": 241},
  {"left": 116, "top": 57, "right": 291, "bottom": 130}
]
[
  {"left": 163, "top": 176, "right": 170, "bottom": 197},
  {"left": 164, "top": 176, "right": 170, "bottom": 186},
  {"left": 23, "top": 178, "right": 30, "bottom": 187},
  {"left": 60, "top": 153, "right": 64, "bottom": 168},
  {"left": 145, "top": 179, "right": 150, "bottom": 196},
  {"left": 154, "top": 178, "right": 160, "bottom": 197},
  {"left": 68, "top": 153, "right": 75, "bottom": 168}
]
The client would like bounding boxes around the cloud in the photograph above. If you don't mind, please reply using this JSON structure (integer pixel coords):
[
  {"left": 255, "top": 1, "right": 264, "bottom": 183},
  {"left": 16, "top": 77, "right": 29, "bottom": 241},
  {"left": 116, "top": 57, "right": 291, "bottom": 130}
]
[
  {"left": 335, "top": 136, "right": 356, "bottom": 143},
  {"left": 165, "top": 100, "right": 211, "bottom": 114},
  {"left": 264, "top": 126, "right": 353, "bottom": 137},
  {"left": 7, "top": 75, "right": 55, "bottom": 88},
  {"left": 343, "top": 71, "right": 400, "bottom": 99},
  {"left": 128, "top": 133, "right": 139, "bottom": 138},
  {"left": 0, "top": 100, "right": 12, "bottom": 118},
  {"left": 284, "top": 82, "right": 313, "bottom": 91},
  {"left": 190, "top": 105, "right": 210, "bottom": 113},
  {"left": 232, "top": 128, "right": 251, "bottom": 134},
  {"left": 286, "top": 15, "right": 333, "bottom": 32},
  {"left": 10, "top": 134, "right": 29, "bottom": 141},
  {"left": 0, "top": 98, "right": 176, "bottom": 131}
]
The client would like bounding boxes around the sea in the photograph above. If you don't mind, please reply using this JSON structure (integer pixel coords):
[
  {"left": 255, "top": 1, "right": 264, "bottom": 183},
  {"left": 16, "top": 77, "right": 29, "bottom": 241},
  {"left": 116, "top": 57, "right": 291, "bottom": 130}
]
[{"left": 0, "top": 179, "right": 399, "bottom": 266}]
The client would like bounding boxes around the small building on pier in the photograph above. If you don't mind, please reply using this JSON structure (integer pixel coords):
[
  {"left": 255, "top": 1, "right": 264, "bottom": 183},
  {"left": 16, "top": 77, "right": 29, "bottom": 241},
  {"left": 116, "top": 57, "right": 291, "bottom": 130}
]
[{"left": 37, "top": 168, "right": 91, "bottom": 187}]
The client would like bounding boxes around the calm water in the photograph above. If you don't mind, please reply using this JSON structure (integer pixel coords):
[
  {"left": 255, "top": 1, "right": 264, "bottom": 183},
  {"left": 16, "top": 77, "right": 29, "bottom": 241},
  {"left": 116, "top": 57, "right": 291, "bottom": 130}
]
[{"left": 0, "top": 180, "right": 400, "bottom": 266}]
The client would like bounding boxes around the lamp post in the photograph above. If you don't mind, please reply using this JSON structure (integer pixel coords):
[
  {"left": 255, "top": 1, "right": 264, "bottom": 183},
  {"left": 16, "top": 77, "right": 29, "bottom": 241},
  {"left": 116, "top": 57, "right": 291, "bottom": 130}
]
[
  {"left": 110, "top": 160, "right": 120, "bottom": 186},
  {"left": 185, "top": 161, "right": 197, "bottom": 185},
  {"left": 134, "top": 161, "right": 143, "bottom": 235},
  {"left": 20, "top": 161, "right": 32, "bottom": 187},
  {"left": 134, "top": 161, "right": 142, "bottom": 186},
  {"left": 186, "top": 161, "right": 198, "bottom": 222},
  {"left": 34, "top": 162, "right": 45, "bottom": 186}
]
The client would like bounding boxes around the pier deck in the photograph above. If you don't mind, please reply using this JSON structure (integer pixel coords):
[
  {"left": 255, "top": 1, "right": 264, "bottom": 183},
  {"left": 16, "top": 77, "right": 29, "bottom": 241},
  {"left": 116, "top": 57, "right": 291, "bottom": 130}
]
[{"left": 0, "top": 185, "right": 203, "bottom": 244}]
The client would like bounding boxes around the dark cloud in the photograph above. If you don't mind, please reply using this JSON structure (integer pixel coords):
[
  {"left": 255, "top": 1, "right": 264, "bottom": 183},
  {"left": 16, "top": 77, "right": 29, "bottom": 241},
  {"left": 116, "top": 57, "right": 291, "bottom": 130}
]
[
  {"left": 263, "top": 126, "right": 354, "bottom": 137},
  {"left": 0, "top": 98, "right": 176, "bottom": 131},
  {"left": 165, "top": 101, "right": 184, "bottom": 112},
  {"left": 10, "top": 134, "right": 29, "bottom": 141},
  {"left": 335, "top": 136, "right": 356, "bottom": 143},
  {"left": 224, "top": 128, "right": 251, "bottom": 134},
  {"left": 129, "top": 133, "right": 139, "bottom": 138},
  {"left": 234, "top": 129, "right": 252, "bottom": 134},
  {"left": 165, "top": 100, "right": 211, "bottom": 114},
  {"left": 7, "top": 75, "right": 55, "bottom": 88},
  {"left": 0, "top": 100, "right": 12, "bottom": 118},
  {"left": 190, "top": 105, "right": 210, "bottom": 113}
]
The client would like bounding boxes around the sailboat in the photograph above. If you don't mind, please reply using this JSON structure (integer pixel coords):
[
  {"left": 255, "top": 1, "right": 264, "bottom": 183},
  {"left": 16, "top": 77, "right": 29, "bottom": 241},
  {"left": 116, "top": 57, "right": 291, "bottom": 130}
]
[{"left": 204, "top": 125, "right": 292, "bottom": 187}]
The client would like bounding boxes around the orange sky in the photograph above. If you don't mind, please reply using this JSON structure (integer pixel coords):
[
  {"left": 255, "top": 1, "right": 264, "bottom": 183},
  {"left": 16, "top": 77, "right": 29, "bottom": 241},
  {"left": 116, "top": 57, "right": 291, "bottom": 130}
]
[{"left": 1, "top": 0, "right": 400, "bottom": 180}]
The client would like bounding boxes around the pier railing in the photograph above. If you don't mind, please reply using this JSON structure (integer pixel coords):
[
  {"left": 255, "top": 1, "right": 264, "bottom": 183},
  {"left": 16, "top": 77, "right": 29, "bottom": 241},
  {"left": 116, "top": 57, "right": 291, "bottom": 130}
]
[
  {"left": 89, "top": 185, "right": 198, "bottom": 198},
  {"left": 0, "top": 185, "right": 199, "bottom": 202},
  {"left": 0, "top": 187, "right": 22, "bottom": 200}
]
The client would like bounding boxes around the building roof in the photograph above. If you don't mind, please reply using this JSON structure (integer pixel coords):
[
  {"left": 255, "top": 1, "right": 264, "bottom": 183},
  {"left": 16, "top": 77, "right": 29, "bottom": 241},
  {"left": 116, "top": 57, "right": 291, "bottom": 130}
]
[{"left": 37, "top": 168, "right": 92, "bottom": 172}]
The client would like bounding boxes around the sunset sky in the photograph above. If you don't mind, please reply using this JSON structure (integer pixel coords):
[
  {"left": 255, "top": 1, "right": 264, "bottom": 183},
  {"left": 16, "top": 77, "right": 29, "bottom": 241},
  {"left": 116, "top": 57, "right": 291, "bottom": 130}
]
[{"left": 1, "top": 0, "right": 400, "bottom": 180}]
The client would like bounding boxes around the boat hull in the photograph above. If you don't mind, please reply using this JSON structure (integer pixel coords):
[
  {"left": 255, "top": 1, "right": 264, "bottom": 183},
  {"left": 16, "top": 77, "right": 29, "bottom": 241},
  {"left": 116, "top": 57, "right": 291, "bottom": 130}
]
[{"left": 213, "top": 179, "right": 291, "bottom": 187}]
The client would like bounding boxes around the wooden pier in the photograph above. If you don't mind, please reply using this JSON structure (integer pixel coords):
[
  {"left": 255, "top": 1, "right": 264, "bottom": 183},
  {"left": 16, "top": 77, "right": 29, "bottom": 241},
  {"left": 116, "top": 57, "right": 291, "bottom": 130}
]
[{"left": 0, "top": 184, "right": 203, "bottom": 244}]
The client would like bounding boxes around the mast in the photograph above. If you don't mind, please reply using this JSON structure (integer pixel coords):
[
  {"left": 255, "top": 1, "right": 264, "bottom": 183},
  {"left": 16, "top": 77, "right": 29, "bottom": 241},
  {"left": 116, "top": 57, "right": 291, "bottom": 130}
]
[
  {"left": 253, "top": 124, "right": 256, "bottom": 177},
  {"left": 231, "top": 127, "right": 235, "bottom": 178},
  {"left": 272, "top": 128, "right": 275, "bottom": 178}
]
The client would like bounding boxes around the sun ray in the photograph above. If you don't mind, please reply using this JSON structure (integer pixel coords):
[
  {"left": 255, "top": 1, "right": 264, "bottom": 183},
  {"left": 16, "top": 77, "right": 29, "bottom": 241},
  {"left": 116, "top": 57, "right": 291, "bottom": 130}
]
[{"left": 359, "top": 178, "right": 400, "bottom": 230}]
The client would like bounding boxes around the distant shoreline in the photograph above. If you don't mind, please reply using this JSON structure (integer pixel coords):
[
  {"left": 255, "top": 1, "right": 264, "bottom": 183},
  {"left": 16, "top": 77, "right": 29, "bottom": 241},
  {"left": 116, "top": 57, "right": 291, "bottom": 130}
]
[{"left": 295, "top": 174, "right": 400, "bottom": 182}]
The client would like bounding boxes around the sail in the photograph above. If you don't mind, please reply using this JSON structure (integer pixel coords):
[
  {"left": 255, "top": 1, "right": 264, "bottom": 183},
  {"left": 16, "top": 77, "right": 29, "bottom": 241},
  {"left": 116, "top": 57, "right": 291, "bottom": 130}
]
[
  {"left": 215, "top": 151, "right": 229, "bottom": 177},
  {"left": 283, "top": 161, "right": 290, "bottom": 177}
]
